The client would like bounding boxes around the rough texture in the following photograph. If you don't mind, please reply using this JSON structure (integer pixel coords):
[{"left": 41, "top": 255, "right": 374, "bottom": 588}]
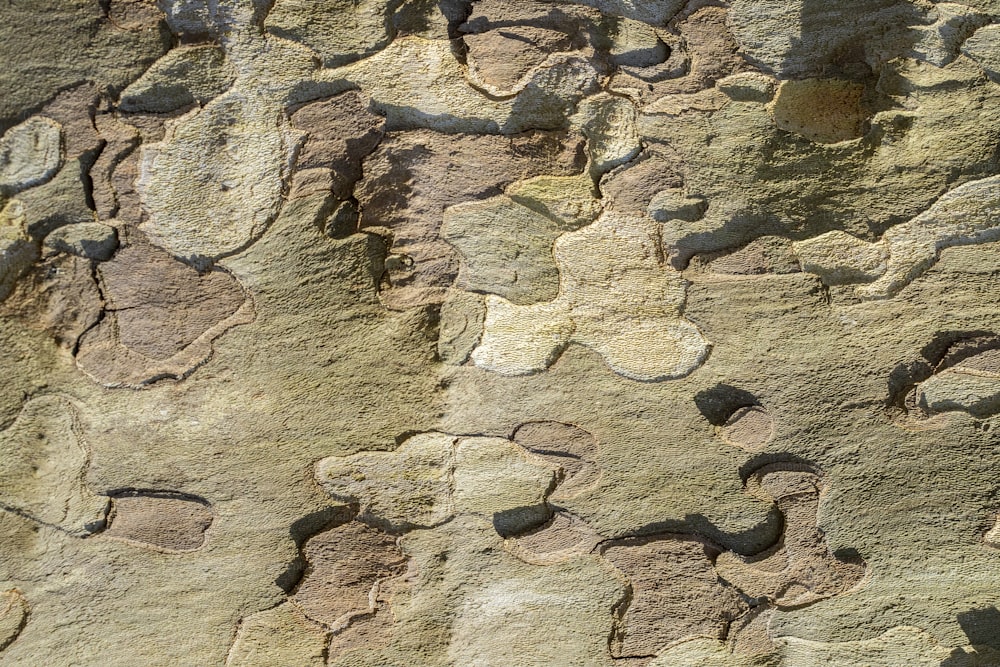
[
  {"left": 2, "top": 0, "right": 1000, "bottom": 665},
  {"left": 104, "top": 492, "right": 213, "bottom": 552}
]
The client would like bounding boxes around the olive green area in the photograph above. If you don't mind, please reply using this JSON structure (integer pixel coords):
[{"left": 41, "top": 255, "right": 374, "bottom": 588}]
[
  {"left": 4, "top": 193, "right": 1000, "bottom": 664},
  {"left": 1, "top": 0, "right": 1000, "bottom": 664},
  {"left": 0, "top": 0, "right": 170, "bottom": 133}
]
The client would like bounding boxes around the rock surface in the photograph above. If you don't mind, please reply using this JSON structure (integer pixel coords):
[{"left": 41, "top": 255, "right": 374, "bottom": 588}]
[{"left": 1, "top": 0, "right": 1000, "bottom": 665}]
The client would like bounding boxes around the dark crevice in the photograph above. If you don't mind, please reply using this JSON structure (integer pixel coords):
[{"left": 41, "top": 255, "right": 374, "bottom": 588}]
[
  {"left": 103, "top": 488, "right": 212, "bottom": 506},
  {"left": 886, "top": 331, "right": 1000, "bottom": 413},
  {"left": 595, "top": 505, "right": 784, "bottom": 559},
  {"left": 694, "top": 384, "right": 760, "bottom": 426},
  {"left": 0, "top": 500, "right": 109, "bottom": 538},
  {"left": 80, "top": 140, "right": 106, "bottom": 213},
  {"left": 607, "top": 580, "right": 634, "bottom": 658},
  {"left": 70, "top": 259, "right": 107, "bottom": 358},
  {"left": 738, "top": 453, "right": 819, "bottom": 486},
  {"left": 274, "top": 506, "right": 355, "bottom": 594},
  {"left": 924, "top": 331, "right": 1000, "bottom": 372},
  {"left": 1, "top": 80, "right": 90, "bottom": 137}
]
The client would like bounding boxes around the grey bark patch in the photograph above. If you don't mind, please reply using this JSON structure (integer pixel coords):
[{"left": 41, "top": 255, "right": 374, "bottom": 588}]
[{"left": 44, "top": 223, "right": 119, "bottom": 261}]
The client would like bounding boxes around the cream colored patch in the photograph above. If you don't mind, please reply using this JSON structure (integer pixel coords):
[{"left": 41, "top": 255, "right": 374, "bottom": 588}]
[
  {"left": 793, "top": 175, "right": 1000, "bottom": 299},
  {"left": 0, "top": 117, "right": 62, "bottom": 193},
  {"left": 137, "top": 92, "right": 303, "bottom": 261},
  {"left": 472, "top": 211, "right": 710, "bottom": 381}
]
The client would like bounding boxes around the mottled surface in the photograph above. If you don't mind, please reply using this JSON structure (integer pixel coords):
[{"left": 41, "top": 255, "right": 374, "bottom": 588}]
[{"left": 2, "top": 0, "right": 1000, "bottom": 665}]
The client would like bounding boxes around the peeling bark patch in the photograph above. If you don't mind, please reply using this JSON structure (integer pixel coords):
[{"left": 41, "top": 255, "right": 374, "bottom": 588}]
[
  {"left": 293, "top": 520, "right": 407, "bottom": 629},
  {"left": 772, "top": 79, "right": 868, "bottom": 144},
  {"left": 0, "top": 590, "right": 28, "bottom": 653},
  {"left": 602, "top": 534, "right": 745, "bottom": 658},
  {"left": 75, "top": 239, "right": 253, "bottom": 387},
  {"left": 104, "top": 492, "right": 213, "bottom": 552}
]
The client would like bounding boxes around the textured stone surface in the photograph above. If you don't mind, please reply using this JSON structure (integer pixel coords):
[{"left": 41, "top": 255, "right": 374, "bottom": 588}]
[
  {"left": 43, "top": 222, "right": 119, "bottom": 261},
  {"left": 75, "top": 239, "right": 253, "bottom": 387},
  {"left": 137, "top": 95, "right": 304, "bottom": 262},
  {"left": 0, "top": 590, "right": 28, "bottom": 652},
  {"left": 2, "top": 0, "right": 1000, "bottom": 664},
  {"left": 602, "top": 534, "right": 746, "bottom": 657},
  {"left": 963, "top": 23, "right": 1000, "bottom": 81},
  {"left": 118, "top": 45, "right": 236, "bottom": 114},
  {"left": 0, "top": 118, "right": 62, "bottom": 194}
]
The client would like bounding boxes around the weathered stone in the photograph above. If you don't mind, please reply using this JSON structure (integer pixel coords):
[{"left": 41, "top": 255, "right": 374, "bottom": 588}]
[
  {"left": 437, "top": 289, "right": 487, "bottom": 365},
  {"left": 119, "top": 45, "right": 236, "bottom": 113},
  {"left": 316, "top": 432, "right": 558, "bottom": 533},
  {"left": 0, "top": 254, "right": 102, "bottom": 349},
  {"left": 44, "top": 223, "right": 119, "bottom": 261},
  {"left": 0, "top": 590, "right": 27, "bottom": 653},
  {"left": 104, "top": 493, "right": 213, "bottom": 552},
  {"left": 0, "top": 0, "right": 169, "bottom": 132},
  {"left": 266, "top": 0, "right": 399, "bottom": 67},
  {"left": 909, "top": 3, "right": 992, "bottom": 67},
  {"left": 511, "top": 421, "right": 601, "bottom": 500},
  {"left": 463, "top": 26, "right": 576, "bottom": 95},
  {"left": 793, "top": 175, "right": 1000, "bottom": 299},
  {"left": 506, "top": 174, "right": 599, "bottom": 228},
  {"left": 320, "top": 35, "right": 601, "bottom": 133},
  {"left": 226, "top": 603, "right": 327, "bottom": 667},
  {"left": 4, "top": 1, "right": 1000, "bottom": 664},
  {"left": 289, "top": 91, "right": 384, "bottom": 201},
  {"left": 472, "top": 211, "right": 710, "bottom": 381},
  {"left": 720, "top": 406, "right": 775, "bottom": 452},
  {"left": 715, "top": 467, "right": 866, "bottom": 607},
  {"left": 962, "top": 24, "right": 1000, "bottom": 83},
  {"left": 0, "top": 200, "right": 38, "bottom": 302},
  {"left": 695, "top": 236, "right": 801, "bottom": 276},
  {"left": 442, "top": 195, "right": 577, "bottom": 304},
  {"left": 0, "top": 396, "right": 108, "bottom": 536},
  {"left": 574, "top": 92, "right": 641, "bottom": 174},
  {"left": 293, "top": 520, "right": 406, "bottom": 628},
  {"left": 772, "top": 78, "right": 869, "bottom": 144},
  {"left": 602, "top": 534, "right": 747, "bottom": 657},
  {"left": 0, "top": 117, "right": 62, "bottom": 195},
  {"left": 728, "top": 0, "right": 925, "bottom": 78}
]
